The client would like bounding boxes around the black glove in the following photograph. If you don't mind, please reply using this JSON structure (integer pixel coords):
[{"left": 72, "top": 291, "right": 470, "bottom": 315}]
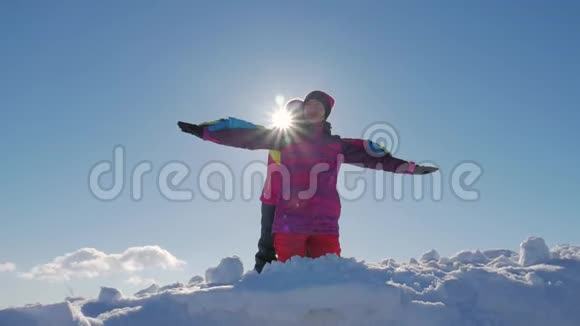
[
  {"left": 413, "top": 165, "right": 439, "bottom": 175},
  {"left": 178, "top": 121, "right": 203, "bottom": 138}
]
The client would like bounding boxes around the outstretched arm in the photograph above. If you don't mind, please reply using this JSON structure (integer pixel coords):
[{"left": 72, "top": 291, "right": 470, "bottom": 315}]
[
  {"left": 341, "top": 138, "right": 438, "bottom": 174},
  {"left": 178, "top": 117, "right": 284, "bottom": 150}
]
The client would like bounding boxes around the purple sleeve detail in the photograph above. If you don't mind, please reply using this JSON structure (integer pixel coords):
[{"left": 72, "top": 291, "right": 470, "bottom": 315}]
[
  {"left": 201, "top": 127, "right": 221, "bottom": 144},
  {"left": 341, "top": 138, "right": 409, "bottom": 173}
]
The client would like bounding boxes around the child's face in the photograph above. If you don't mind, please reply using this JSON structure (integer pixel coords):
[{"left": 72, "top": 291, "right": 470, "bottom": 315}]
[{"left": 303, "top": 99, "right": 326, "bottom": 123}]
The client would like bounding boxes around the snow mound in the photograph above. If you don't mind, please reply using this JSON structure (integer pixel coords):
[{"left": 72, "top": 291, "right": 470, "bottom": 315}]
[
  {"left": 519, "top": 236, "right": 551, "bottom": 266},
  {"left": 0, "top": 302, "right": 93, "bottom": 326},
  {"left": 158, "top": 282, "right": 184, "bottom": 293},
  {"left": 134, "top": 284, "right": 159, "bottom": 297},
  {"left": 551, "top": 244, "right": 580, "bottom": 261},
  {"left": 450, "top": 249, "right": 489, "bottom": 265},
  {"left": 420, "top": 249, "right": 440, "bottom": 263},
  {"left": 97, "top": 287, "right": 123, "bottom": 304},
  {"left": 188, "top": 275, "right": 204, "bottom": 286},
  {"left": 482, "top": 249, "right": 517, "bottom": 260},
  {"left": 205, "top": 256, "right": 243, "bottom": 284},
  {"left": 2, "top": 237, "right": 580, "bottom": 326},
  {"left": 487, "top": 255, "right": 519, "bottom": 268}
]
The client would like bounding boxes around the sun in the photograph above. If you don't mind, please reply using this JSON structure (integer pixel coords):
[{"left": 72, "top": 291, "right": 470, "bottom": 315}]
[{"left": 271, "top": 108, "right": 293, "bottom": 129}]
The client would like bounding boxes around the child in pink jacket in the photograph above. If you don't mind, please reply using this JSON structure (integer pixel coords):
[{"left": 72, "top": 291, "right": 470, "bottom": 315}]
[{"left": 178, "top": 91, "right": 437, "bottom": 262}]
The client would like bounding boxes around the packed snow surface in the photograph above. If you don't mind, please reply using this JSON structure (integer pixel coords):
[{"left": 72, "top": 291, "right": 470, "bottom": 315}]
[{"left": 1, "top": 237, "right": 579, "bottom": 326}]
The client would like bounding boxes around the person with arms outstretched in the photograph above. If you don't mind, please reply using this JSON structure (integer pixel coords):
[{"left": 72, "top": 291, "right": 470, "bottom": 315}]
[{"left": 178, "top": 90, "right": 437, "bottom": 263}]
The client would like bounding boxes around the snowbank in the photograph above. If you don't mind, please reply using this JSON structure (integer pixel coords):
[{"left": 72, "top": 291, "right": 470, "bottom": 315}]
[
  {"left": 0, "top": 302, "right": 93, "bottom": 326},
  {"left": 134, "top": 284, "right": 159, "bottom": 297},
  {"left": 2, "top": 236, "right": 580, "bottom": 326}
]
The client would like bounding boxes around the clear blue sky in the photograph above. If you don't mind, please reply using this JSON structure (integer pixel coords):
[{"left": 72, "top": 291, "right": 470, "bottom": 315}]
[{"left": 1, "top": 1, "right": 579, "bottom": 307}]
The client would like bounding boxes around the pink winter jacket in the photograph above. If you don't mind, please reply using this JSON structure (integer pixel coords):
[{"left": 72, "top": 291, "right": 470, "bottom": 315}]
[{"left": 199, "top": 118, "right": 413, "bottom": 235}]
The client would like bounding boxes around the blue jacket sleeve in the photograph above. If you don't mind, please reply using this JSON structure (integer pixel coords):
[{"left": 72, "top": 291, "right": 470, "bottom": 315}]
[{"left": 200, "top": 117, "right": 284, "bottom": 150}]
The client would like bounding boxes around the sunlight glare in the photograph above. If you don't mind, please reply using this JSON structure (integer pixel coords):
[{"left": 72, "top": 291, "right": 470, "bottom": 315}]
[{"left": 272, "top": 108, "right": 293, "bottom": 129}]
